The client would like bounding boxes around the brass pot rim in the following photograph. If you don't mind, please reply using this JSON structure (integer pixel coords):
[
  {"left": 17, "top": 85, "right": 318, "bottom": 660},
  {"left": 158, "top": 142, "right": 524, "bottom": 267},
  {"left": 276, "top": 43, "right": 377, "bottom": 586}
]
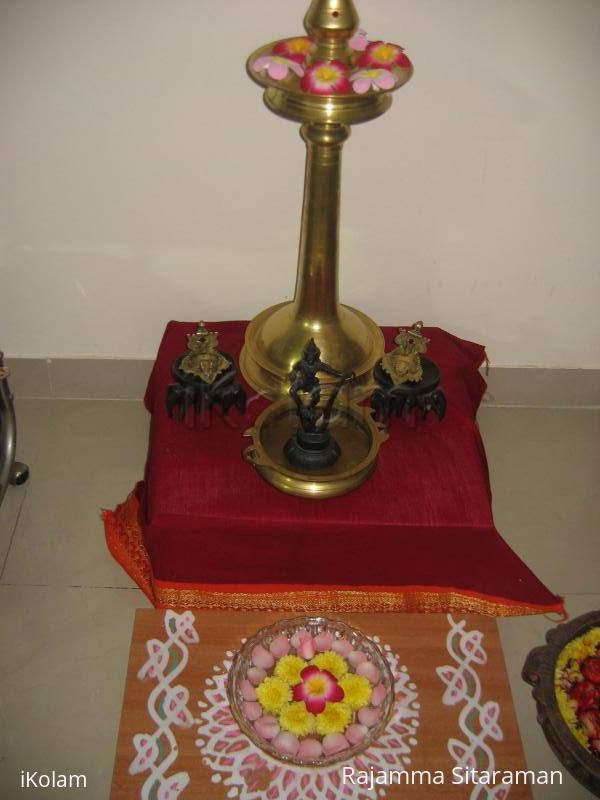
[
  {"left": 243, "top": 398, "right": 388, "bottom": 498},
  {"left": 246, "top": 40, "right": 412, "bottom": 125}
]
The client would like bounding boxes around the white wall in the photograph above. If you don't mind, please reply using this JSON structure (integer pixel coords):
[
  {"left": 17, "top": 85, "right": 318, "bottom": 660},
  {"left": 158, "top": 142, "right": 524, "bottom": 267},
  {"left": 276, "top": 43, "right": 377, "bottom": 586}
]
[{"left": 1, "top": 0, "right": 599, "bottom": 367}]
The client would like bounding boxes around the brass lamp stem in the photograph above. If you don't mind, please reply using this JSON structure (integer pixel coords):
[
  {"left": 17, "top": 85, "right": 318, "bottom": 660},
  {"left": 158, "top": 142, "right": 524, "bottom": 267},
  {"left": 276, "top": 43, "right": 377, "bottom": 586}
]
[
  {"left": 241, "top": 0, "right": 414, "bottom": 399},
  {"left": 294, "top": 123, "right": 350, "bottom": 323}
]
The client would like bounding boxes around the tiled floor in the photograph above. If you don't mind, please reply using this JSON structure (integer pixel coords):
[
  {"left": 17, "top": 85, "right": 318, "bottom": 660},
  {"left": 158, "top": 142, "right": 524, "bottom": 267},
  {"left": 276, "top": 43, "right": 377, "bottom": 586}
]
[{"left": 0, "top": 399, "right": 598, "bottom": 799}]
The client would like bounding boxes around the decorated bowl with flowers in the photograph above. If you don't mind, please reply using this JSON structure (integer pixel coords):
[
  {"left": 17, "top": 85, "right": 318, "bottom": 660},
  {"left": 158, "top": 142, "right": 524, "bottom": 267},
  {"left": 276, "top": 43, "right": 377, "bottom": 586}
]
[
  {"left": 226, "top": 616, "right": 395, "bottom": 766},
  {"left": 555, "top": 626, "right": 600, "bottom": 758}
]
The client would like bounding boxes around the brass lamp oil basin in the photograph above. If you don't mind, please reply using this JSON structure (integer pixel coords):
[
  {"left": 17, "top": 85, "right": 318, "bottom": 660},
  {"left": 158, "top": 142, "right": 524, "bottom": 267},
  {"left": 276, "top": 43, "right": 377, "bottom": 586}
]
[{"left": 243, "top": 400, "right": 388, "bottom": 499}]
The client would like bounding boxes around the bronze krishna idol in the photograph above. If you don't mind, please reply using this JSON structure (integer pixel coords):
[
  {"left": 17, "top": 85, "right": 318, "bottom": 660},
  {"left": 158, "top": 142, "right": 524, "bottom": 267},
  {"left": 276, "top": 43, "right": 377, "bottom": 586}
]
[{"left": 240, "top": 0, "right": 413, "bottom": 400}]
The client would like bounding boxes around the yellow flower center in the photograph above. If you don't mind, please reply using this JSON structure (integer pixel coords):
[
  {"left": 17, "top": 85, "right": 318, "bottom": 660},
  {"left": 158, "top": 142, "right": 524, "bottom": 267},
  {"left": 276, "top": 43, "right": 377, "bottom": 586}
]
[
  {"left": 364, "top": 69, "right": 382, "bottom": 78},
  {"left": 372, "top": 44, "right": 397, "bottom": 62},
  {"left": 314, "top": 65, "right": 338, "bottom": 83},
  {"left": 287, "top": 37, "right": 311, "bottom": 54},
  {"left": 306, "top": 676, "right": 327, "bottom": 696}
]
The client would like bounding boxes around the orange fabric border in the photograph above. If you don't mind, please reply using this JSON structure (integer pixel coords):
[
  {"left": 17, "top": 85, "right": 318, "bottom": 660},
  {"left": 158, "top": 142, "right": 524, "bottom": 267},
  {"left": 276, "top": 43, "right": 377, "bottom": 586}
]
[
  {"left": 102, "top": 488, "right": 566, "bottom": 619},
  {"left": 102, "top": 490, "right": 154, "bottom": 604}
]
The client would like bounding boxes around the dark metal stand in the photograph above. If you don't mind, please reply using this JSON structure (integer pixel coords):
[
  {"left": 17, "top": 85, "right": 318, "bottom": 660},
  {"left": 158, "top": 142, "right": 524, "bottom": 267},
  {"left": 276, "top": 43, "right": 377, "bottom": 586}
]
[
  {"left": 371, "top": 356, "right": 446, "bottom": 424},
  {"left": 0, "top": 352, "right": 30, "bottom": 508},
  {"left": 166, "top": 353, "right": 246, "bottom": 422},
  {"left": 284, "top": 424, "right": 341, "bottom": 470}
]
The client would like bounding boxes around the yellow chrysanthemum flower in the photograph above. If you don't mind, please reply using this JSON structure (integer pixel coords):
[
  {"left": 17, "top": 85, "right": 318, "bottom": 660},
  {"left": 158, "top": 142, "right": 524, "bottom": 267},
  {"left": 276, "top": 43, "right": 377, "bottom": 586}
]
[
  {"left": 315, "top": 702, "right": 352, "bottom": 735},
  {"left": 310, "top": 651, "right": 348, "bottom": 681},
  {"left": 274, "top": 655, "right": 307, "bottom": 686},
  {"left": 279, "top": 702, "right": 316, "bottom": 737},
  {"left": 338, "top": 674, "right": 372, "bottom": 710},
  {"left": 255, "top": 676, "right": 292, "bottom": 714}
]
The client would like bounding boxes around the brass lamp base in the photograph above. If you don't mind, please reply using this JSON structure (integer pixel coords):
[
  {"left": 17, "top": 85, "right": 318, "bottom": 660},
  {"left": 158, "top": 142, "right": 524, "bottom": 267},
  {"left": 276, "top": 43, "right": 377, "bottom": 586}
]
[{"left": 240, "top": 301, "right": 385, "bottom": 400}]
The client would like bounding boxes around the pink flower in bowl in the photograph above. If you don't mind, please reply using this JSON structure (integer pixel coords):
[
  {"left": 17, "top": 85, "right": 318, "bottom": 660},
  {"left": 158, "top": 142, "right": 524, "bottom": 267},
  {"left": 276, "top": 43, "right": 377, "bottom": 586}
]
[
  {"left": 358, "top": 41, "right": 411, "bottom": 70},
  {"left": 349, "top": 29, "right": 369, "bottom": 52},
  {"left": 272, "top": 36, "right": 313, "bottom": 64},
  {"left": 301, "top": 60, "right": 351, "bottom": 95},
  {"left": 292, "top": 665, "right": 344, "bottom": 714},
  {"left": 253, "top": 55, "right": 305, "bottom": 81},
  {"left": 350, "top": 68, "right": 396, "bottom": 94}
]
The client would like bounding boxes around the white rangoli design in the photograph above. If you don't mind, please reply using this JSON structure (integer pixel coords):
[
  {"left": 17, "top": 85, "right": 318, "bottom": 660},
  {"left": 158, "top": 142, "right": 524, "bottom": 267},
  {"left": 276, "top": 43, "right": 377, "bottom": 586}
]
[
  {"left": 437, "top": 615, "right": 509, "bottom": 800},
  {"left": 196, "top": 635, "right": 420, "bottom": 800},
  {"left": 130, "top": 610, "right": 200, "bottom": 800}
]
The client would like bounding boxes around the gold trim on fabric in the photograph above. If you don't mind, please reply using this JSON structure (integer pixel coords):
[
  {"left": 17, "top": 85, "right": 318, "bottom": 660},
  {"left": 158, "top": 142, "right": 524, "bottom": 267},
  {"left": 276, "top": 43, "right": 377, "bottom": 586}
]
[{"left": 154, "top": 586, "right": 559, "bottom": 618}]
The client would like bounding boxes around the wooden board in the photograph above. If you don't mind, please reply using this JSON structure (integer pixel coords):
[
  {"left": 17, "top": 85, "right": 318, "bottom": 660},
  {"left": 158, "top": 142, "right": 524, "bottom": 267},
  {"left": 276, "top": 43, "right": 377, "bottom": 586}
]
[{"left": 111, "top": 610, "right": 536, "bottom": 800}]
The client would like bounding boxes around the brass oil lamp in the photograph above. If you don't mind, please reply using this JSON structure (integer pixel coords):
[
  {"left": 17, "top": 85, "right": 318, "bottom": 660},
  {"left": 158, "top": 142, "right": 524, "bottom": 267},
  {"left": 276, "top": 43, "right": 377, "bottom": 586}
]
[
  {"left": 242, "top": 0, "right": 411, "bottom": 497},
  {"left": 240, "top": 0, "right": 413, "bottom": 400}
]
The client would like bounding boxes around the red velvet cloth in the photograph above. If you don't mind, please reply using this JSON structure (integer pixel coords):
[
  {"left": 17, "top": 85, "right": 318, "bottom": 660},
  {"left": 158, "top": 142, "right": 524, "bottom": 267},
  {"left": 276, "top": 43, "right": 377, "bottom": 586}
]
[{"left": 135, "top": 321, "right": 562, "bottom": 612}]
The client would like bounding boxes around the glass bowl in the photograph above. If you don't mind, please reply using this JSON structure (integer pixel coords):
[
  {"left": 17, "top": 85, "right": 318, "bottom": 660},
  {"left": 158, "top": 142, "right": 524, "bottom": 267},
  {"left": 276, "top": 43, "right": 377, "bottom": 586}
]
[{"left": 226, "top": 615, "right": 395, "bottom": 767}]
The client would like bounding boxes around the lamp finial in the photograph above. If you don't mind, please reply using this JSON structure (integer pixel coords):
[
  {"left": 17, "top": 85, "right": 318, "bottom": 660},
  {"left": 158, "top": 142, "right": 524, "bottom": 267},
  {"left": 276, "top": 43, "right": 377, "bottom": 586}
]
[{"left": 304, "top": 0, "right": 359, "bottom": 62}]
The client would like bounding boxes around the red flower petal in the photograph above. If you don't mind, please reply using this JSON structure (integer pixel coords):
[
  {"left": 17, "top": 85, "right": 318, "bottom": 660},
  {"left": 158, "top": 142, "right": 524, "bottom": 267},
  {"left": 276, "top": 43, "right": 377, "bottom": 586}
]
[
  {"left": 300, "top": 665, "right": 320, "bottom": 680},
  {"left": 582, "top": 657, "right": 600, "bottom": 685},
  {"left": 304, "top": 696, "right": 327, "bottom": 714},
  {"left": 320, "top": 669, "right": 338, "bottom": 682},
  {"left": 292, "top": 683, "right": 306, "bottom": 702},
  {"left": 569, "top": 680, "right": 600, "bottom": 710},
  {"left": 327, "top": 682, "right": 345, "bottom": 703}
]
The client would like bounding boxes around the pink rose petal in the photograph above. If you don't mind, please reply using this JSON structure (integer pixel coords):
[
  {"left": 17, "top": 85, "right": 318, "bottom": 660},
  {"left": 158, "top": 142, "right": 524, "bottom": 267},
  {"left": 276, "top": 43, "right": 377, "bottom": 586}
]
[
  {"left": 298, "top": 738, "right": 323, "bottom": 759},
  {"left": 241, "top": 701, "right": 262, "bottom": 721},
  {"left": 251, "top": 644, "right": 275, "bottom": 670},
  {"left": 267, "top": 61, "right": 288, "bottom": 81},
  {"left": 314, "top": 631, "right": 335, "bottom": 652},
  {"left": 253, "top": 56, "right": 272, "bottom": 72},
  {"left": 356, "top": 661, "right": 380, "bottom": 684},
  {"left": 376, "top": 71, "right": 396, "bottom": 90},
  {"left": 345, "top": 723, "right": 368, "bottom": 745},
  {"left": 247, "top": 667, "right": 267, "bottom": 686},
  {"left": 371, "top": 683, "right": 387, "bottom": 706},
  {"left": 290, "top": 629, "right": 310, "bottom": 649},
  {"left": 288, "top": 61, "right": 305, "bottom": 78},
  {"left": 322, "top": 733, "right": 350, "bottom": 755},
  {"left": 298, "top": 637, "right": 316, "bottom": 660},
  {"left": 272, "top": 732, "right": 300, "bottom": 756},
  {"left": 347, "top": 650, "right": 368, "bottom": 668},
  {"left": 254, "top": 715, "right": 280, "bottom": 740},
  {"left": 352, "top": 77, "right": 371, "bottom": 94},
  {"left": 240, "top": 679, "right": 257, "bottom": 701},
  {"left": 349, "top": 30, "right": 369, "bottom": 52},
  {"left": 331, "top": 638, "right": 353, "bottom": 656},
  {"left": 269, "top": 635, "right": 291, "bottom": 659},
  {"left": 358, "top": 706, "right": 382, "bottom": 727}
]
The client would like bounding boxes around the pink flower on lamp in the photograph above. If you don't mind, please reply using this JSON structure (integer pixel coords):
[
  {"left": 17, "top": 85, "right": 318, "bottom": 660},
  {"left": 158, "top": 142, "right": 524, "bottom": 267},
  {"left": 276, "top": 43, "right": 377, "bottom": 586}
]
[
  {"left": 350, "top": 68, "right": 396, "bottom": 94},
  {"left": 301, "top": 60, "right": 351, "bottom": 95},
  {"left": 349, "top": 29, "right": 369, "bottom": 52},
  {"left": 272, "top": 36, "right": 313, "bottom": 64},
  {"left": 253, "top": 55, "right": 305, "bottom": 81},
  {"left": 292, "top": 666, "right": 344, "bottom": 714},
  {"left": 358, "top": 41, "right": 411, "bottom": 70}
]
